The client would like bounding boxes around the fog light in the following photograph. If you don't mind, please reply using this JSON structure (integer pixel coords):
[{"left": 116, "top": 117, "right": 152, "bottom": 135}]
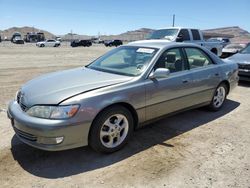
[
  {"left": 37, "top": 136, "right": 64, "bottom": 145},
  {"left": 55, "top": 137, "right": 64, "bottom": 144}
]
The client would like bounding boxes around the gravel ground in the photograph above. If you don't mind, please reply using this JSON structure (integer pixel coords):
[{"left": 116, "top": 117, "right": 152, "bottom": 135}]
[{"left": 0, "top": 42, "right": 249, "bottom": 188}]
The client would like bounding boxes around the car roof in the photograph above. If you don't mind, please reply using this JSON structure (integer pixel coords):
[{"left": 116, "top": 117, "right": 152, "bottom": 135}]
[{"left": 127, "top": 40, "right": 200, "bottom": 49}]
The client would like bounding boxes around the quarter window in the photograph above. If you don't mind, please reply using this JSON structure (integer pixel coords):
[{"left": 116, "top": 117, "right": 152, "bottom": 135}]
[
  {"left": 154, "top": 48, "right": 188, "bottom": 73},
  {"left": 185, "top": 48, "right": 213, "bottom": 69}
]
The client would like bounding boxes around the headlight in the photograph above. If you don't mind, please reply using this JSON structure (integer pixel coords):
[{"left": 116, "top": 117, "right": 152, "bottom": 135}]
[{"left": 26, "top": 105, "right": 80, "bottom": 119}]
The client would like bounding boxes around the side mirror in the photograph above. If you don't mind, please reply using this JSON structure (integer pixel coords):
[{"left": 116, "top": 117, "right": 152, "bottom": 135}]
[
  {"left": 176, "top": 35, "right": 183, "bottom": 42},
  {"left": 149, "top": 68, "right": 170, "bottom": 79}
]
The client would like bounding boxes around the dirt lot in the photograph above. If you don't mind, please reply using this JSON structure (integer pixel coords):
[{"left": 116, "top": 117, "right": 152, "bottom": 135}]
[{"left": 0, "top": 42, "right": 250, "bottom": 188}]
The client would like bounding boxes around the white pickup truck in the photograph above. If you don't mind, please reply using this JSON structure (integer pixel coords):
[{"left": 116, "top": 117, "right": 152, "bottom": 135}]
[{"left": 148, "top": 27, "right": 223, "bottom": 56}]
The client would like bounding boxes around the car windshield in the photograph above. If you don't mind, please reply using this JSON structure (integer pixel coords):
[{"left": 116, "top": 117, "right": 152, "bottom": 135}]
[
  {"left": 240, "top": 44, "right": 250, "bottom": 54},
  {"left": 147, "top": 29, "right": 178, "bottom": 40},
  {"left": 87, "top": 46, "right": 158, "bottom": 76}
]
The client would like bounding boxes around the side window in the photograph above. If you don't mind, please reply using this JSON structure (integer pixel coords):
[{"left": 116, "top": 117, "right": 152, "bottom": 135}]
[
  {"left": 154, "top": 48, "right": 188, "bottom": 73},
  {"left": 191, "top": 29, "right": 201, "bottom": 40},
  {"left": 178, "top": 29, "right": 190, "bottom": 41},
  {"left": 185, "top": 48, "right": 213, "bottom": 69}
]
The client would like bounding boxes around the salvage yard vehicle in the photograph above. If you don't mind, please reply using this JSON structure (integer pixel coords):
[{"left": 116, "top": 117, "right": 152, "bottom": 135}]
[
  {"left": 36, "top": 39, "right": 60, "bottom": 47},
  {"left": 8, "top": 41, "right": 238, "bottom": 153},
  {"left": 14, "top": 38, "right": 25, "bottom": 44},
  {"left": 221, "top": 43, "right": 247, "bottom": 58},
  {"left": 71, "top": 40, "right": 92, "bottom": 47},
  {"left": 24, "top": 32, "right": 45, "bottom": 42},
  {"left": 227, "top": 43, "right": 250, "bottom": 81},
  {"left": 11, "top": 32, "right": 22, "bottom": 43},
  {"left": 104, "top": 39, "right": 123, "bottom": 47},
  {"left": 207, "top": 37, "right": 231, "bottom": 48},
  {"left": 148, "top": 27, "right": 223, "bottom": 56}
]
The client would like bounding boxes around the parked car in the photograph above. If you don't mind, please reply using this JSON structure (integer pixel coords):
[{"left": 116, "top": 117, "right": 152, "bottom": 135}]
[
  {"left": 8, "top": 41, "right": 238, "bottom": 153},
  {"left": 55, "top": 37, "right": 62, "bottom": 42},
  {"left": 91, "top": 37, "right": 104, "bottom": 44},
  {"left": 221, "top": 43, "right": 247, "bottom": 58},
  {"left": 147, "top": 27, "right": 223, "bottom": 56},
  {"left": 36, "top": 39, "right": 60, "bottom": 47},
  {"left": 207, "top": 37, "right": 231, "bottom": 47},
  {"left": 226, "top": 43, "right": 250, "bottom": 81},
  {"left": 11, "top": 32, "right": 22, "bottom": 43},
  {"left": 71, "top": 40, "right": 92, "bottom": 47},
  {"left": 15, "top": 38, "right": 25, "bottom": 44},
  {"left": 104, "top": 39, "right": 123, "bottom": 47}
]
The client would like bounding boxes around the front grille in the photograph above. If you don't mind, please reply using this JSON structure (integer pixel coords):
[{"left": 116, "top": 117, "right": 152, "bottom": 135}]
[
  {"left": 19, "top": 102, "right": 27, "bottom": 111},
  {"left": 16, "top": 91, "right": 21, "bottom": 103},
  {"left": 13, "top": 126, "right": 37, "bottom": 142},
  {"left": 16, "top": 91, "right": 28, "bottom": 111},
  {"left": 238, "top": 63, "right": 250, "bottom": 70}
]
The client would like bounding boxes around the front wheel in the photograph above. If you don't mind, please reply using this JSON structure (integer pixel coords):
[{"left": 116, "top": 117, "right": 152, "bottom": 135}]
[
  {"left": 89, "top": 105, "right": 134, "bottom": 153},
  {"left": 208, "top": 83, "right": 227, "bottom": 111}
]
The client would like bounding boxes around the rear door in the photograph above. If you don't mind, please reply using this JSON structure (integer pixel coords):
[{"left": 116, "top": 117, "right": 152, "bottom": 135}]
[{"left": 183, "top": 47, "right": 222, "bottom": 104}]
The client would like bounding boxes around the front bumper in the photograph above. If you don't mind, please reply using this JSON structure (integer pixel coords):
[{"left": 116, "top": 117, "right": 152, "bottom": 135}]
[
  {"left": 7, "top": 101, "right": 91, "bottom": 151},
  {"left": 239, "top": 69, "right": 250, "bottom": 81}
]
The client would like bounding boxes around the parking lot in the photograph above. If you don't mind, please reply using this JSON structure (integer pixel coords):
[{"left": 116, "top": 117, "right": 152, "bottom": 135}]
[{"left": 0, "top": 42, "right": 250, "bottom": 188}]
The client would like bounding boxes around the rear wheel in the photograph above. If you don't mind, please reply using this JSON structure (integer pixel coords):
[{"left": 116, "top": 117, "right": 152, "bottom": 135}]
[
  {"left": 89, "top": 105, "right": 134, "bottom": 153},
  {"left": 208, "top": 83, "right": 227, "bottom": 111}
]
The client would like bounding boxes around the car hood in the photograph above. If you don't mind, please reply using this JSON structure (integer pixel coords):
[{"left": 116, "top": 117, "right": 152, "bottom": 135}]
[
  {"left": 228, "top": 53, "right": 250, "bottom": 64},
  {"left": 20, "top": 67, "right": 132, "bottom": 106}
]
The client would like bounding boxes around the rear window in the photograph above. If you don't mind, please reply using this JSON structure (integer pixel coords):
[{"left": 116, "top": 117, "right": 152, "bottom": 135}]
[{"left": 191, "top": 29, "right": 201, "bottom": 40}]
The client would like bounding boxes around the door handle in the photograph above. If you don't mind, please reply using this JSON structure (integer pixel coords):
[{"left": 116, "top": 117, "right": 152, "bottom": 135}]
[{"left": 182, "top": 79, "right": 189, "bottom": 83}]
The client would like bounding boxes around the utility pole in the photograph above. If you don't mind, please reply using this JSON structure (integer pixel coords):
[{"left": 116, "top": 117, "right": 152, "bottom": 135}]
[
  {"left": 70, "top": 29, "right": 73, "bottom": 42},
  {"left": 172, "top": 14, "right": 175, "bottom": 27}
]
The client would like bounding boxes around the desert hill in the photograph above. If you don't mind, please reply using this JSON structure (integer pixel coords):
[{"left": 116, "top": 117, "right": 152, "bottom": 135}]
[
  {"left": 0, "top": 26, "right": 55, "bottom": 40},
  {"left": 1, "top": 26, "right": 249, "bottom": 43}
]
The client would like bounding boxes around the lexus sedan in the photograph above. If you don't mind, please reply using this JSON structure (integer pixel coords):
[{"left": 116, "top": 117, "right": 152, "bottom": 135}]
[{"left": 8, "top": 41, "right": 238, "bottom": 153}]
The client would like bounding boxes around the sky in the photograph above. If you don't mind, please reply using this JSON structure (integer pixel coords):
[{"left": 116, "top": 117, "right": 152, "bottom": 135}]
[{"left": 0, "top": 0, "right": 249, "bottom": 35}]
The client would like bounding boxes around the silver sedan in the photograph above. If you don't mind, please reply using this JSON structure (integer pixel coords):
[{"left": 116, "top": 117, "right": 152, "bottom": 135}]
[{"left": 8, "top": 41, "right": 239, "bottom": 153}]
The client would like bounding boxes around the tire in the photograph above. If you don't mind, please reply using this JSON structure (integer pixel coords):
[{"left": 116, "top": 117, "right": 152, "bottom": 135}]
[
  {"left": 40, "top": 44, "right": 45, "bottom": 47},
  {"left": 89, "top": 105, "right": 134, "bottom": 153},
  {"left": 208, "top": 83, "right": 228, "bottom": 111}
]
